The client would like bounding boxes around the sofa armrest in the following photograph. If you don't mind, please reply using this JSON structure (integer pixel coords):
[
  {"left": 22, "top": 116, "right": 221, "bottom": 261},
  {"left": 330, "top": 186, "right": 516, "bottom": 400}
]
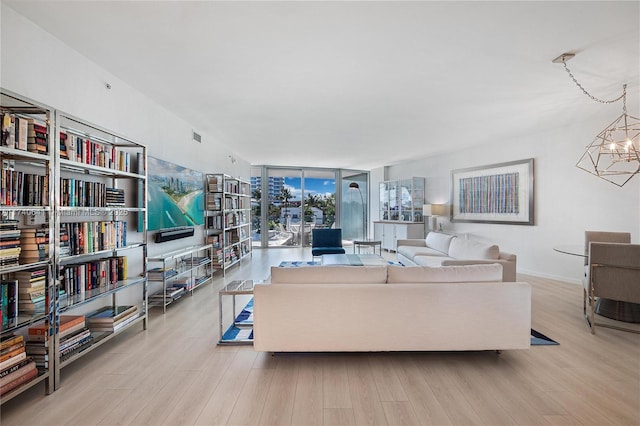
[
  {"left": 442, "top": 258, "right": 516, "bottom": 282},
  {"left": 396, "top": 239, "right": 427, "bottom": 248}
]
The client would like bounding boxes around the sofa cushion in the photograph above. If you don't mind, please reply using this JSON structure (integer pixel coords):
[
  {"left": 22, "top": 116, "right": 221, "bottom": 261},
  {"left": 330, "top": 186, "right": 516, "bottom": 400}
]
[
  {"left": 386, "top": 264, "right": 503, "bottom": 283},
  {"left": 425, "top": 232, "right": 456, "bottom": 254},
  {"left": 413, "top": 255, "right": 454, "bottom": 267},
  {"left": 270, "top": 265, "right": 388, "bottom": 284},
  {"left": 448, "top": 238, "right": 500, "bottom": 260},
  {"left": 397, "top": 245, "right": 448, "bottom": 260}
]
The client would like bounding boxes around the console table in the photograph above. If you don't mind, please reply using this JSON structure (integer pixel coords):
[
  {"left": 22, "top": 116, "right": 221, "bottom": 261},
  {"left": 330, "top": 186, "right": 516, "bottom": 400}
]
[{"left": 353, "top": 239, "right": 382, "bottom": 255}]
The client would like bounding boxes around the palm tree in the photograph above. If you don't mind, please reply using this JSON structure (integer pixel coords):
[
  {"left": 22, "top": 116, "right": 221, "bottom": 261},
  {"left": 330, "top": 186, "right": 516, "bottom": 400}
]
[{"left": 279, "top": 187, "right": 293, "bottom": 221}]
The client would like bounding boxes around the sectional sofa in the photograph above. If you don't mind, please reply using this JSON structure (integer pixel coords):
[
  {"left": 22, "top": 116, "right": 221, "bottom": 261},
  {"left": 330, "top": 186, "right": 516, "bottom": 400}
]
[
  {"left": 396, "top": 232, "right": 517, "bottom": 282},
  {"left": 253, "top": 263, "right": 531, "bottom": 353}
]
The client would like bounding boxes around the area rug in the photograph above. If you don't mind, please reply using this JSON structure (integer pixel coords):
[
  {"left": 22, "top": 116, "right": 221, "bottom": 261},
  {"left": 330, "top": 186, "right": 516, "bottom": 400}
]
[
  {"left": 531, "top": 329, "right": 559, "bottom": 345},
  {"left": 221, "top": 299, "right": 254, "bottom": 342},
  {"left": 278, "top": 260, "right": 321, "bottom": 267}
]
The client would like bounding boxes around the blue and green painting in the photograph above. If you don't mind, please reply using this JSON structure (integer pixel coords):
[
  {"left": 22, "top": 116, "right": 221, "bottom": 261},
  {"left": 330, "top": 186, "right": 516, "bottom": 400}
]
[{"left": 147, "top": 156, "right": 204, "bottom": 231}]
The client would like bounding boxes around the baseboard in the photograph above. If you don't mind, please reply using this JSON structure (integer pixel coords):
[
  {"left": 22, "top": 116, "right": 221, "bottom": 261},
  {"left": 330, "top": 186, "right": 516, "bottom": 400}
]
[{"left": 517, "top": 268, "right": 582, "bottom": 285}]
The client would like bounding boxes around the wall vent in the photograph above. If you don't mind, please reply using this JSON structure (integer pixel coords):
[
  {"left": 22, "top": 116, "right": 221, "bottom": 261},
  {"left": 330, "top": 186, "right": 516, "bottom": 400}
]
[{"left": 192, "top": 131, "right": 202, "bottom": 143}]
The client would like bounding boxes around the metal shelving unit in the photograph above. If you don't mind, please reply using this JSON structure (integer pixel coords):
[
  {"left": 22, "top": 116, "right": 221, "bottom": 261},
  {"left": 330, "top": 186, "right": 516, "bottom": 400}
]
[
  {"left": 0, "top": 89, "right": 55, "bottom": 402},
  {"left": 147, "top": 244, "right": 213, "bottom": 312},
  {"left": 51, "top": 110, "right": 148, "bottom": 390},
  {"left": 204, "top": 174, "right": 252, "bottom": 274}
]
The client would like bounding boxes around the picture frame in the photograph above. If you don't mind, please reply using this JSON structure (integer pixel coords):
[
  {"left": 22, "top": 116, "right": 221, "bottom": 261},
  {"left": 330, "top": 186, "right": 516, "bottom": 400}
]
[{"left": 450, "top": 158, "right": 534, "bottom": 225}]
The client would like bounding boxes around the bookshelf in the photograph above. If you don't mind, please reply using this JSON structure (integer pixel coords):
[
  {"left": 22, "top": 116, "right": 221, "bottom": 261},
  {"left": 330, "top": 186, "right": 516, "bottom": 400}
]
[
  {"left": 204, "top": 174, "right": 251, "bottom": 274},
  {"left": 52, "top": 110, "right": 148, "bottom": 389},
  {"left": 1, "top": 88, "right": 149, "bottom": 402},
  {"left": 147, "top": 244, "right": 213, "bottom": 313},
  {"left": 0, "top": 90, "right": 55, "bottom": 402}
]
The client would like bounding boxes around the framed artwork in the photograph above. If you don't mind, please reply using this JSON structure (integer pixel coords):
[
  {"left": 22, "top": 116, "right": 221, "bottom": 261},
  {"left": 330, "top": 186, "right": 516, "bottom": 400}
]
[
  {"left": 450, "top": 158, "right": 534, "bottom": 225},
  {"left": 146, "top": 156, "right": 204, "bottom": 231}
]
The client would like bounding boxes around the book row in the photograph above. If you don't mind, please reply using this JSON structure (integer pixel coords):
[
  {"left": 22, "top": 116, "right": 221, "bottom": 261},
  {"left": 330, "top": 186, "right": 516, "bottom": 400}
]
[
  {"left": 59, "top": 256, "right": 128, "bottom": 297},
  {"left": 1, "top": 164, "right": 49, "bottom": 207},
  {"left": 60, "top": 179, "right": 125, "bottom": 208},
  {"left": 60, "top": 221, "right": 127, "bottom": 257},
  {"left": 60, "top": 131, "right": 131, "bottom": 173},
  {"left": 1, "top": 115, "right": 47, "bottom": 155}
]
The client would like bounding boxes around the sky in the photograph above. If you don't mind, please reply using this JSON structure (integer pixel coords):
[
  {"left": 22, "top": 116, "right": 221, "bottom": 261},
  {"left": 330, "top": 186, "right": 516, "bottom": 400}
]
[{"left": 283, "top": 177, "right": 335, "bottom": 200}]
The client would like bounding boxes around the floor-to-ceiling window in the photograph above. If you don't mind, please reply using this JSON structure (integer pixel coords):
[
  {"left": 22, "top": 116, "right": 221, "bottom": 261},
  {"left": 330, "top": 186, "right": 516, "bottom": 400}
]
[
  {"left": 342, "top": 172, "right": 368, "bottom": 241},
  {"left": 251, "top": 166, "right": 368, "bottom": 248}
]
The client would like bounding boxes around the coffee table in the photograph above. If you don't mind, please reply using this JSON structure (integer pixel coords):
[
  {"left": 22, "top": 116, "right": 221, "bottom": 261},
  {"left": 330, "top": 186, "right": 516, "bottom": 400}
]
[{"left": 321, "top": 253, "right": 388, "bottom": 266}]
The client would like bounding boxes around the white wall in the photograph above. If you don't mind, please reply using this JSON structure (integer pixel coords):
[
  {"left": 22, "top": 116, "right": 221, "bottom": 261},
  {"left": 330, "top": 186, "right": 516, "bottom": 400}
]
[
  {"left": 1, "top": 5, "right": 251, "bottom": 261},
  {"left": 387, "top": 120, "right": 640, "bottom": 284}
]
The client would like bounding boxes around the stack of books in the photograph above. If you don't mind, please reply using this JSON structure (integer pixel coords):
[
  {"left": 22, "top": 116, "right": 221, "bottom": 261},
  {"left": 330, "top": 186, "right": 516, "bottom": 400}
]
[
  {"left": 147, "top": 267, "right": 178, "bottom": 281},
  {"left": 19, "top": 227, "right": 49, "bottom": 263},
  {"left": 26, "top": 315, "right": 91, "bottom": 367},
  {"left": 27, "top": 119, "right": 48, "bottom": 155},
  {"left": 87, "top": 305, "right": 139, "bottom": 333},
  {"left": 0, "top": 334, "right": 37, "bottom": 397},
  {"left": 15, "top": 268, "right": 47, "bottom": 315},
  {"left": 105, "top": 187, "right": 125, "bottom": 207},
  {"left": 0, "top": 220, "right": 20, "bottom": 269},
  {"left": 149, "top": 286, "right": 185, "bottom": 304},
  {"left": 182, "top": 256, "right": 209, "bottom": 268}
]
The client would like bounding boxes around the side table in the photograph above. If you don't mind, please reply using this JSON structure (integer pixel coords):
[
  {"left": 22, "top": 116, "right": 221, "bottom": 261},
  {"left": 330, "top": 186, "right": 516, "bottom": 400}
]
[
  {"left": 353, "top": 240, "right": 382, "bottom": 255},
  {"left": 218, "top": 279, "right": 259, "bottom": 345}
]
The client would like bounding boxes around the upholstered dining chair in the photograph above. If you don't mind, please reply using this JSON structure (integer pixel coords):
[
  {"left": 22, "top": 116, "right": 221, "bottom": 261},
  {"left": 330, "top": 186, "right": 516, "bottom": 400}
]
[
  {"left": 583, "top": 231, "right": 631, "bottom": 266},
  {"left": 583, "top": 231, "right": 632, "bottom": 326},
  {"left": 584, "top": 242, "right": 640, "bottom": 334},
  {"left": 311, "top": 228, "right": 345, "bottom": 260}
]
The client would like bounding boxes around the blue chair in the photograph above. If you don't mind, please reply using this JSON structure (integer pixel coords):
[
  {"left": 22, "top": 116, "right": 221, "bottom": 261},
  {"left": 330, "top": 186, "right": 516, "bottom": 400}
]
[{"left": 311, "top": 228, "right": 345, "bottom": 259}]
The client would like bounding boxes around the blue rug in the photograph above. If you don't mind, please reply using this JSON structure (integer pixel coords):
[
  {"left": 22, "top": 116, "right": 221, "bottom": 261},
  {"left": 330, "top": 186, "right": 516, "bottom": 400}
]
[
  {"left": 531, "top": 329, "right": 559, "bottom": 345},
  {"left": 221, "top": 299, "right": 254, "bottom": 342}
]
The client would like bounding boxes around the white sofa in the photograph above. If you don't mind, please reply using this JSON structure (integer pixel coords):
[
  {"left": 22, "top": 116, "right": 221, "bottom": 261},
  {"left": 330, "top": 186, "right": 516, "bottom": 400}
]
[
  {"left": 253, "top": 264, "right": 531, "bottom": 353},
  {"left": 397, "top": 232, "right": 517, "bottom": 282}
]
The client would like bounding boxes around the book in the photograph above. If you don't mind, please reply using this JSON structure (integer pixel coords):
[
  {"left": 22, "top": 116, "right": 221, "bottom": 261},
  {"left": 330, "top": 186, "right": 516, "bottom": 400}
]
[
  {"left": 28, "top": 315, "right": 85, "bottom": 341},
  {"left": 0, "top": 351, "right": 26, "bottom": 371},
  {"left": 0, "top": 356, "right": 31, "bottom": 380},
  {"left": 0, "top": 362, "right": 38, "bottom": 396},
  {"left": 0, "top": 359, "right": 36, "bottom": 387},
  {"left": 0, "top": 345, "right": 25, "bottom": 363},
  {"left": 0, "top": 334, "right": 23, "bottom": 351}
]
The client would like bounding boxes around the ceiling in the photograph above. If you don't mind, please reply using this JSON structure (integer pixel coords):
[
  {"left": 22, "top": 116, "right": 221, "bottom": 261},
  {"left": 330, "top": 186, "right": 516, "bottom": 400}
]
[{"left": 5, "top": 1, "right": 639, "bottom": 170}]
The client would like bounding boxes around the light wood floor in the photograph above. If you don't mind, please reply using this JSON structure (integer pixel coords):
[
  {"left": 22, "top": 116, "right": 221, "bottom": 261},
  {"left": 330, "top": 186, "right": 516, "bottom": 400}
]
[{"left": 1, "top": 247, "right": 639, "bottom": 425}]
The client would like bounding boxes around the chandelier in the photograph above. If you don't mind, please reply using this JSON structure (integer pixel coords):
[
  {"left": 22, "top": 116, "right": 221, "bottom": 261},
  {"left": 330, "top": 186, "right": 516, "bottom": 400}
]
[{"left": 554, "top": 53, "right": 640, "bottom": 187}]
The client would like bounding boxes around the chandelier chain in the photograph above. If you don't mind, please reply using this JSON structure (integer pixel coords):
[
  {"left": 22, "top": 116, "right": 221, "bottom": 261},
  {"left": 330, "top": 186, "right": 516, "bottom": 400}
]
[{"left": 562, "top": 62, "right": 626, "bottom": 105}]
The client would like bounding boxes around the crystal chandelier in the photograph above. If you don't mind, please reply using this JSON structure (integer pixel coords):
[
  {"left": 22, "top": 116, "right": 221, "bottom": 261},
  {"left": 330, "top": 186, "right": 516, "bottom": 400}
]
[{"left": 554, "top": 53, "right": 640, "bottom": 187}]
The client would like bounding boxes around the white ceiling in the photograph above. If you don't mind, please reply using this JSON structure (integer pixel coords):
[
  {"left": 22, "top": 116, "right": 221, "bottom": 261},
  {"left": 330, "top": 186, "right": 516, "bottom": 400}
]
[{"left": 5, "top": 1, "right": 639, "bottom": 170}]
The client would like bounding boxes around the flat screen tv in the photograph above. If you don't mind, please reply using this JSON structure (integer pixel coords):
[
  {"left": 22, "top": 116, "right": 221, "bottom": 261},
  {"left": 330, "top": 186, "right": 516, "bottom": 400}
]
[{"left": 146, "top": 156, "right": 204, "bottom": 232}]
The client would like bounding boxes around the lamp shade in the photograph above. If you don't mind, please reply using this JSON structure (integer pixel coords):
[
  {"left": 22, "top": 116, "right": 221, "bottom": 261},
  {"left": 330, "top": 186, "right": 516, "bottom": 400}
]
[
  {"left": 431, "top": 204, "right": 447, "bottom": 216},
  {"left": 423, "top": 204, "right": 446, "bottom": 216}
]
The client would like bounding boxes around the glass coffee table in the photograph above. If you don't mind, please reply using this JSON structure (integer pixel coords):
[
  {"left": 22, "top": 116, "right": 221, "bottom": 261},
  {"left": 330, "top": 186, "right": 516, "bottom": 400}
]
[{"left": 321, "top": 253, "right": 388, "bottom": 266}]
